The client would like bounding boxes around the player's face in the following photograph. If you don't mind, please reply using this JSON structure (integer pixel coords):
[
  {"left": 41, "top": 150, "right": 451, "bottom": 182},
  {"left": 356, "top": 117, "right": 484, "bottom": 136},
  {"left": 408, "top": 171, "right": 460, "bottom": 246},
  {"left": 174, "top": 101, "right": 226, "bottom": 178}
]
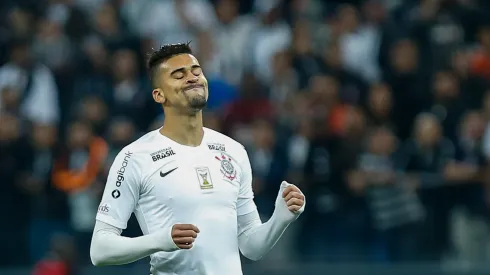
[{"left": 154, "top": 54, "right": 208, "bottom": 111}]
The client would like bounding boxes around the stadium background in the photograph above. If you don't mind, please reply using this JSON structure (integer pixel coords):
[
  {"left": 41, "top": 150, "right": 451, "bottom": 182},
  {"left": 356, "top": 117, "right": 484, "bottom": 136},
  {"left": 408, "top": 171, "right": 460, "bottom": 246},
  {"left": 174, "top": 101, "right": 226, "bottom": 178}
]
[{"left": 2, "top": 0, "right": 490, "bottom": 274}]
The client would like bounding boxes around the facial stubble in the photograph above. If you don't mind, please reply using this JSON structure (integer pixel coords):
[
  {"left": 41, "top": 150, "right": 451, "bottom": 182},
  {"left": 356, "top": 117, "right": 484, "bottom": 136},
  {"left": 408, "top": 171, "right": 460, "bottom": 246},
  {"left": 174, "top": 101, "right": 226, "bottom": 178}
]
[{"left": 183, "top": 89, "right": 207, "bottom": 110}]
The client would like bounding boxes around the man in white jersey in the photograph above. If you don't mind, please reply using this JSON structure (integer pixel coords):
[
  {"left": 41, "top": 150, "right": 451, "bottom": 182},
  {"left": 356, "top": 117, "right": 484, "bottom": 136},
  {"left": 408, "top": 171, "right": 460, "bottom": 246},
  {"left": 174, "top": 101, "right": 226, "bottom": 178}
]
[{"left": 90, "top": 42, "right": 305, "bottom": 275}]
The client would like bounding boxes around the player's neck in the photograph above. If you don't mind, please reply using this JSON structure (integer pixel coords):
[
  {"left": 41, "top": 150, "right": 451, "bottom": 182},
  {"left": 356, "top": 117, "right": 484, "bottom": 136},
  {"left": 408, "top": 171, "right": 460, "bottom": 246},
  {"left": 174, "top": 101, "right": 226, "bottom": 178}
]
[{"left": 160, "top": 112, "right": 204, "bottom": 147}]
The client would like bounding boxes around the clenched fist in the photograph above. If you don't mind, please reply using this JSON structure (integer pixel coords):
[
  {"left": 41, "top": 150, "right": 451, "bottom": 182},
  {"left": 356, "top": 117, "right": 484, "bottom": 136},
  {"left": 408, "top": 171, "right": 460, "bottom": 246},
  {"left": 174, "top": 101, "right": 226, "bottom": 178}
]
[
  {"left": 274, "top": 181, "right": 305, "bottom": 222},
  {"left": 282, "top": 183, "right": 305, "bottom": 213},
  {"left": 171, "top": 224, "right": 200, "bottom": 249}
]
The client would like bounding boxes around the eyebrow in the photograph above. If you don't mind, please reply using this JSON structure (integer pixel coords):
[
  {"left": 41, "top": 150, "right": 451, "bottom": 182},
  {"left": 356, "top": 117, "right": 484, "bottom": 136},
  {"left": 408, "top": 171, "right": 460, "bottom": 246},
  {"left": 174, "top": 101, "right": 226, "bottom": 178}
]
[{"left": 170, "top": 65, "right": 201, "bottom": 76}]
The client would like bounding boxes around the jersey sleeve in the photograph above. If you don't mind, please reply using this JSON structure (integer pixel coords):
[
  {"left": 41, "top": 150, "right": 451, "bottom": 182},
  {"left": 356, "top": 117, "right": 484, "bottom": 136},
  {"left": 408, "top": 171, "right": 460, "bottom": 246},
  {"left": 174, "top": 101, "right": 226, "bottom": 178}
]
[
  {"left": 237, "top": 147, "right": 257, "bottom": 216},
  {"left": 96, "top": 149, "right": 140, "bottom": 229}
]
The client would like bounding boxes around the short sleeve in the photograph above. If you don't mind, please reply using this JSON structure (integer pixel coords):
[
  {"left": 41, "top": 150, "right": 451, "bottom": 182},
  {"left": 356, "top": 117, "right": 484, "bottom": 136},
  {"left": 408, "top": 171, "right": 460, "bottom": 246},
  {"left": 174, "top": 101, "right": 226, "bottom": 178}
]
[
  {"left": 96, "top": 149, "right": 140, "bottom": 229},
  {"left": 236, "top": 147, "right": 257, "bottom": 216}
]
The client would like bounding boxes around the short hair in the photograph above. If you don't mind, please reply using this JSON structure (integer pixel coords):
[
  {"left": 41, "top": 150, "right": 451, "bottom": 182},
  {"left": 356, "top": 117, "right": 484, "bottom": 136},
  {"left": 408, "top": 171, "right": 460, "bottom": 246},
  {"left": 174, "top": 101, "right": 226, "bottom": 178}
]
[{"left": 147, "top": 42, "right": 193, "bottom": 88}]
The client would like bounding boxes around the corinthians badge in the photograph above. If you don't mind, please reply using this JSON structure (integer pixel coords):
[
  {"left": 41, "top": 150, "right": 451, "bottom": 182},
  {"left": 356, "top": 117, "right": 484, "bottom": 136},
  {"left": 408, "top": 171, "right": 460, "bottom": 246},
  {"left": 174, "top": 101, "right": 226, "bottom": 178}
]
[{"left": 215, "top": 153, "right": 236, "bottom": 181}]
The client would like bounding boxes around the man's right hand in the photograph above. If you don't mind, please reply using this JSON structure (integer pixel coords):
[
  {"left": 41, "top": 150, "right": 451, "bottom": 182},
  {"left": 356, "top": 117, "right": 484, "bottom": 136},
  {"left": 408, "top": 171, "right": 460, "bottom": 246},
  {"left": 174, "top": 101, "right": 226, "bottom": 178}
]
[{"left": 171, "top": 224, "right": 200, "bottom": 249}]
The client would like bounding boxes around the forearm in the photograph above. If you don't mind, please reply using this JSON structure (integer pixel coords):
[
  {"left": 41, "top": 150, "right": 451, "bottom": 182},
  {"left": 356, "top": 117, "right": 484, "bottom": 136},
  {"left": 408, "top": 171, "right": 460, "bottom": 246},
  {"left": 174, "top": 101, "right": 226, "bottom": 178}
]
[
  {"left": 237, "top": 210, "right": 290, "bottom": 261},
  {"left": 90, "top": 221, "right": 175, "bottom": 266}
]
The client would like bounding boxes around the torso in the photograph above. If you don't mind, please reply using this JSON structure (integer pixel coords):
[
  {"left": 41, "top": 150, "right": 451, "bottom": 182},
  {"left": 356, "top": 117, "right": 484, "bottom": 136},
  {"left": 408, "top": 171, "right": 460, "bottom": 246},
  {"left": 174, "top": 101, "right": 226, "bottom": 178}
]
[{"left": 131, "top": 128, "right": 246, "bottom": 275}]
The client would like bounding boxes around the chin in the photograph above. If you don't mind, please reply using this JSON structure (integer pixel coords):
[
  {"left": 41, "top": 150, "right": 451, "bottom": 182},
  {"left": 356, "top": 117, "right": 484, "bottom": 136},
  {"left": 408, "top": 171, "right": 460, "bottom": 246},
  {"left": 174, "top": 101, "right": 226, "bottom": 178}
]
[{"left": 188, "top": 97, "right": 207, "bottom": 110}]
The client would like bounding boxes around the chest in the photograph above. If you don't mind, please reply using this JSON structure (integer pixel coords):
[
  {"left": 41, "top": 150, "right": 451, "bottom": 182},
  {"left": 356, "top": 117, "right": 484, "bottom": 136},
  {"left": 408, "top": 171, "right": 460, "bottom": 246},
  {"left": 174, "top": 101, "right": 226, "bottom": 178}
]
[{"left": 144, "top": 150, "right": 242, "bottom": 212}]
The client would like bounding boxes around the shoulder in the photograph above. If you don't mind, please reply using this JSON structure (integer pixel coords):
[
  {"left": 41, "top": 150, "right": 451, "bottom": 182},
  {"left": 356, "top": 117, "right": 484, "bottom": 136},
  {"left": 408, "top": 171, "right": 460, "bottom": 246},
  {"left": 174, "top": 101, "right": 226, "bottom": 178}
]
[{"left": 204, "top": 128, "right": 248, "bottom": 159}]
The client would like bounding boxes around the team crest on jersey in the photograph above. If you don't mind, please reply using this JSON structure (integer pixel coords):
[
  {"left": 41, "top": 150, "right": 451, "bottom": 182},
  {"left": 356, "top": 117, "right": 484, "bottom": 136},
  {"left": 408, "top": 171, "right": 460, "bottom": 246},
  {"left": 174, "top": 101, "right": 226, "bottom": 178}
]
[{"left": 215, "top": 153, "right": 236, "bottom": 181}]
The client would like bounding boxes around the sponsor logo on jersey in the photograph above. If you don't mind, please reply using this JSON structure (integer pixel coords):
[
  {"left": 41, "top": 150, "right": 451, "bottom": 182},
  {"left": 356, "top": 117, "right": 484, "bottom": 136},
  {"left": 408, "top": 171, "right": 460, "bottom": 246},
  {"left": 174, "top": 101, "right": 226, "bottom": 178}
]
[
  {"left": 111, "top": 190, "right": 120, "bottom": 199},
  {"left": 207, "top": 143, "right": 226, "bottom": 152},
  {"left": 160, "top": 167, "right": 178, "bottom": 177},
  {"left": 112, "top": 151, "right": 132, "bottom": 199},
  {"left": 116, "top": 151, "right": 133, "bottom": 187},
  {"left": 98, "top": 203, "right": 110, "bottom": 215},
  {"left": 150, "top": 147, "right": 176, "bottom": 162},
  {"left": 215, "top": 153, "right": 236, "bottom": 181}
]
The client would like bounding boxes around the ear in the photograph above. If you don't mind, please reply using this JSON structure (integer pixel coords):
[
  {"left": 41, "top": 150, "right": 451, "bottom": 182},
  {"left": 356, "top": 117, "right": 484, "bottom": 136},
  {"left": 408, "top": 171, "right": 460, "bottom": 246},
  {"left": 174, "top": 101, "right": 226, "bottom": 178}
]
[{"left": 152, "top": 88, "right": 166, "bottom": 104}]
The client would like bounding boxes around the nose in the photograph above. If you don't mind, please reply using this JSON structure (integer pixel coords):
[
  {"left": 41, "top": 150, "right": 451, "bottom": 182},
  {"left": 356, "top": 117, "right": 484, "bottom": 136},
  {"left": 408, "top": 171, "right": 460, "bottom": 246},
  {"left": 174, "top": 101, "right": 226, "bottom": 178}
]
[{"left": 186, "top": 75, "right": 199, "bottom": 83}]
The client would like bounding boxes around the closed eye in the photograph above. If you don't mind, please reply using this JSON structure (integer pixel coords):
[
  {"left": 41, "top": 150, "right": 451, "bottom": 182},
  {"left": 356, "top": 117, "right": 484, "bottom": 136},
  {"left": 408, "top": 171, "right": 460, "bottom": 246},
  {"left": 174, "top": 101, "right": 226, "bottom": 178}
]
[
  {"left": 170, "top": 65, "right": 202, "bottom": 79},
  {"left": 173, "top": 71, "right": 184, "bottom": 79},
  {"left": 191, "top": 66, "right": 202, "bottom": 76},
  {"left": 170, "top": 68, "right": 185, "bottom": 79}
]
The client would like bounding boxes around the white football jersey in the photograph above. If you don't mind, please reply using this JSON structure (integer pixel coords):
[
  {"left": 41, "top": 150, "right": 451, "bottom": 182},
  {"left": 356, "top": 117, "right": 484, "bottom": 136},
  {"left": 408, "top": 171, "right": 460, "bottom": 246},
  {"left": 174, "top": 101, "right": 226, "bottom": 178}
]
[{"left": 95, "top": 127, "right": 256, "bottom": 275}]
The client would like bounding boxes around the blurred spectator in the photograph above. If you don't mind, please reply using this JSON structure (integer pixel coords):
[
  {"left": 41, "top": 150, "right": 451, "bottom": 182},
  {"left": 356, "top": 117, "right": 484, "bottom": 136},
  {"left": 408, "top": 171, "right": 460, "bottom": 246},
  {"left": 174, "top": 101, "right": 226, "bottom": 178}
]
[
  {"left": 397, "top": 113, "right": 456, "bottom": 261},
  {"left": 428, "top": 69, "right": 467, "bottom": 141},
  {"left": 308, "top": 74, "right": 340, "bottom": 129},
  {"left": 291, "top": 20, "right": 324, "bottom": 89},
  {"left": 247, "top": 118, "right": 288, "bottom": 216},
  {"left": 214, "top": 0, "right": 256, "bottom": 85},
  {"left": 450, "top": 111, "right": 490, "bottom": 264},
  {"left": 299, "top": 118, "right": 349, "bottom": 261},
  {"left": 5, "top": 6, "right": 36, "bottom": 40},
  {"left": 452, "top": 48, "right": 488, "bottom": 110},
  {"left": 269, "top": 50, "right": 299, "bottom": 123},
  {"left": 77, "top": 96, "right": 108, "bottom": 135},
  {"left": 286, "top": 118, "right": 313, "bottom": 185},
  {"left": 109, "top": 48, "right": 156, "bottom": 130},
  {"left": 365, "top": 82, "right": 395, "bottom": 131},
  {"left": 384, "top": 38, "right": 428, "bottom": 139},
  {"left": 72, "top": 37, "right": 112, "bottom": 105},
  {"left": 249, "top": 0, "right": 292, "bottom": 83},
  {"left": 122, "top": 0, "right": 217, "bottom": 47},
  {"left": 0, "top": 37, "right": 60, "bottom": 124},
  {"left": 224, "top": 73, "right": 274, "bottom": 142},
  {"left": 32, "top": 19, "right": 73, "bottom": 73},
  {"left": 51, "top": 120, "right": 108, "bottom": 262},
  {"left": 409, "top": 0, "right": 472, "bottom": 72},
  {"left": 337, "top": 3, "right": 383, "bottom": 83},
  {"left": 350, "top": 127, "right": 425, "bottom": 262},
  {"left": 92, "top": 3, "right": 128, "bottom": 46},
  {"left": 19, "top": 123, "right": 70, "bottom": 262},
  {"left": 321, "top": 40, "right": 366, "bottom": 104}
]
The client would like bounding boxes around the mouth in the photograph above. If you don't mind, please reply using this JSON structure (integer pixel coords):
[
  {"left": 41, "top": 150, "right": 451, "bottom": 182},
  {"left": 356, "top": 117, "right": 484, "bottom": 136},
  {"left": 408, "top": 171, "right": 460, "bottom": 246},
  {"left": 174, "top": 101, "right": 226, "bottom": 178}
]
[{"left": 183, "top": 84, "right": 205, "bottom": 92}]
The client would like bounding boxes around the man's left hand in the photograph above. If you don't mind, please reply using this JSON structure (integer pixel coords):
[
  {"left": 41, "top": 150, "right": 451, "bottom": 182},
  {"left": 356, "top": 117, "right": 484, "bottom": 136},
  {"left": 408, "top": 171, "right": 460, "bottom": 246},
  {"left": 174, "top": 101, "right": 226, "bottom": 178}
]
[{"left": 281, "top": 181, "right": 305, "bottom": 214}]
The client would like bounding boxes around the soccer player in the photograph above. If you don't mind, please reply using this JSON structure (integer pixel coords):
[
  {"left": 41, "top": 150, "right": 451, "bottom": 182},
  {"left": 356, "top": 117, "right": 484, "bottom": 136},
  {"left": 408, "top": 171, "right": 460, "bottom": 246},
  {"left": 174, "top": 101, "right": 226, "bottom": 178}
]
[{"left": 89, "top": 42, "right": 306, "bottom": 275}]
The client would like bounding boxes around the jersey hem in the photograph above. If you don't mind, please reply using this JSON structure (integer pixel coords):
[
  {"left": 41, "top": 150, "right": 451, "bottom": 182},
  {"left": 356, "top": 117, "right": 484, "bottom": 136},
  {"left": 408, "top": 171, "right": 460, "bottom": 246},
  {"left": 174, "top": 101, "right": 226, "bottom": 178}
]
[{"left": 96, "top": 215, "right": 127, "bottom": 230}]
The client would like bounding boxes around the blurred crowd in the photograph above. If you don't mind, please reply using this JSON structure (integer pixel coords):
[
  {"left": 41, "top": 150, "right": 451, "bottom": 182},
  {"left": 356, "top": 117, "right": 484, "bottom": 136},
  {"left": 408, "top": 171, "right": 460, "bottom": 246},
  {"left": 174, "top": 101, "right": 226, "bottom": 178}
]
[{"left": 2, "top": 0, "right": 490, "bottom": 273}]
